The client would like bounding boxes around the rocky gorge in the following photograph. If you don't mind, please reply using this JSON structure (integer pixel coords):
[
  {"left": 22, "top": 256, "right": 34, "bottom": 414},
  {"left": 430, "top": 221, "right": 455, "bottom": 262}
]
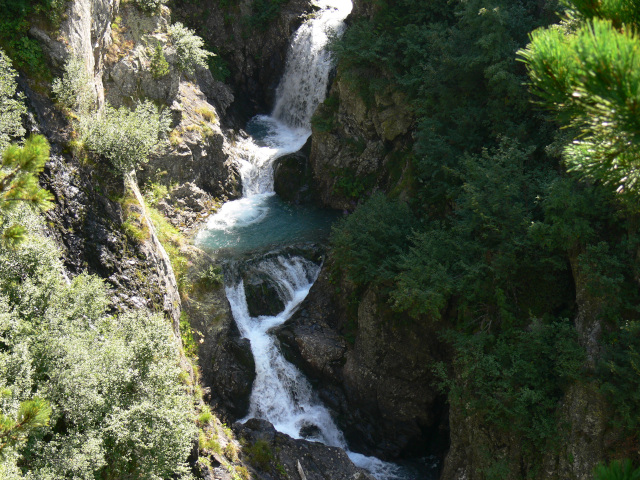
[{"left": 2, "top": 0, "right": 637, "bottom": 478}]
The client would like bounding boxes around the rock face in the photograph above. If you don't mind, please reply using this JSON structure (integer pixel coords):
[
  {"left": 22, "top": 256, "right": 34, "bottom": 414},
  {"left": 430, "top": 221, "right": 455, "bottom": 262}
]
[
  {"left": 275, "top": 264, "right": 449, "bottom": 459},
  {"left": 235, "top": 419, "right": 374, "bottom": 480},
  {"left": 309, "top": 75, "right": 414, "bottom": 210},
  {"left": 273, "top": 138, "right": 317, "bottom": 204},
  {"left": 171, "top": 0, "right": 314, "bottom": 119},
  {"left": 181, "top": 247, "right": 255, "bottom": 420},
  {"left": 141, "top": 81, "right": 240, "bottom": 202}
]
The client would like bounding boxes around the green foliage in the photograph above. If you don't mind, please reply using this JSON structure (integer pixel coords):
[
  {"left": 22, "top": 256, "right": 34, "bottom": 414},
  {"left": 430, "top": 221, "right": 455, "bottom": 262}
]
[
  {"left": 600, "top": 321, "right": 640, "bottom": 433},
  {"left": 0, "top": 397, "right": 51, "bottom": 454},
  {"left": 169, "top": 23, "right": 214, "bottom": 75},
  {"left": 0, "top": 50, "right": 25, "bottom": 153},
  {"left": 150, "top": 43, "right": 170, "bottom": 79},
  {"left": 441, "top": 319, "right": 585, "bottom": 452},
  {"left": 79, "top": 100, "right": 170, "bottom": 173},
  {"left": 248, "top": 0, "right": 287, "bottom": 30},
  {"left": 0, "top": 135, "right": 54, "bottom": 245},
  {"left": 133, "top": 0, "right": 167, "bottom": 13},
  {"left": 52, "top": 56, "right": 96, "bottom": 114},
  {"left": 244, "top": 439, "right": 274, "bottom": 471},
  {"left": 330, "top": 192, "right": 414, "bottom": 289},
  {"left": 519, "top": 0, "right": 640, "bottom": 193},
  {"left": 0, "top": 212, "right": 197, "bottom": 478},
  {"left": 593, "top": 460, "right": 640, "bottom": 480},
  {"left": 196, "top": 264, "right": 223, "bottom": 290},
  {"left": 0, "top": 0, "right": 64, "bottom": 79},
  {"left": 54, "top": 57, "right": 170, "bottom": 173}
]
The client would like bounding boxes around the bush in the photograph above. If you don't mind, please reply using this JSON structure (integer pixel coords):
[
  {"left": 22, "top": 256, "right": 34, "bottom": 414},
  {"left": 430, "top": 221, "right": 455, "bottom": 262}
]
[
  {"left": 169, "top": 23, "right": 214, "bottom": 75},
  {"left": 79, "top": 100, "right": 170, "bottom": 173},
  {"left": 330, "top": 192, "right": 414, "bottom": 288},
  {"left": 440, "top": 319, "right": 585, "bottom": 454},
  {"left": 593, "top": 460, "right": 640, "bottom": 480},
  {"left": 0, "top": 49, "right": 26, "bottom": 153},
  {"left": 150, "top": 43, "right": 170, "bottom": 79},
  {"left": 134, "top": 0, "right": 167, "bottom": 13},
  {"left": 51, "top": 56, "right": 96, "bottom": 114},
  {"left": 0, "top": 209, "right": 197, "bottom": 478}
]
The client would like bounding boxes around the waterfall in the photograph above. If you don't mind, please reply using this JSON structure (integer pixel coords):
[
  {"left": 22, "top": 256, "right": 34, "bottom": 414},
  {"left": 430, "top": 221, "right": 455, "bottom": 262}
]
[
  {"left": 271, "top": 0, "right": 351, "bottom": 129},
  {"left": 226, "top": 256, "right": 346, "bottom": 447},
  {"left": 225, "top": 255, "right": 406, "bottom": 480},
  {"left": 196, "top": 1, "right": 413, "bottom": 478}
]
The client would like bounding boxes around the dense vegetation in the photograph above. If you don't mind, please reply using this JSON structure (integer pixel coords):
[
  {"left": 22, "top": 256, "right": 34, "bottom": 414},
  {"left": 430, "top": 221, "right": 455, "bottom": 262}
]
[
  {"left": 329, "top": 0, "right": 640, "bottom": 472},
  {"left": 0, "top": 45, "right": 198, "bottom": 478}
]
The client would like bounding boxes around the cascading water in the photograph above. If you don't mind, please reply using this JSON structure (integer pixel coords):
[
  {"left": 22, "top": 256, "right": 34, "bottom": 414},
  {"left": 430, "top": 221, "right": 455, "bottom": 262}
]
[{"left": 195, "top": 1, "right": 420, "bottom": 478}]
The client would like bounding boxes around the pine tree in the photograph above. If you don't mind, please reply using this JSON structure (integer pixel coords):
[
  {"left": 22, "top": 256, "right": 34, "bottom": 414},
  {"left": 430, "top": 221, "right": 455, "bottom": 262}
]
[
  {"left": 0, "top": 135, "right": 54, "bottom": 245},
  {"left": 0, "top": 397, "right": 51, "bottom": 456},
  {"left": 519, "top": 0, "right": 640, "bottom": 193}
]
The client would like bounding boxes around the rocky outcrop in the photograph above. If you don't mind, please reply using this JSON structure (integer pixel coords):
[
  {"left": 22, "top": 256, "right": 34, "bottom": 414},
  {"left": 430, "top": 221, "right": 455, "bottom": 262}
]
[
  {"left": 275, "top": 264, "right": 449, "bottom": 460},
  {"left": 31, "top": 0, "right": 117, "bottom": 107},
  {"left": 141, "top": 81, "right": 240, "bottom": 201},
  {"left": 310, "top": 74, "right": 414, "bottom": 210},
  {"left": 171, "top": 0, "right": 314, "bottom": 119},
  {"left": 273, "top": 138, "right": 317, "bottom": 204},
  {"left": 235, "top": 419, "right": 374, "bottom": 480},
  {"left": 181, "top": 247, "right": 255, "bottom": 420}
]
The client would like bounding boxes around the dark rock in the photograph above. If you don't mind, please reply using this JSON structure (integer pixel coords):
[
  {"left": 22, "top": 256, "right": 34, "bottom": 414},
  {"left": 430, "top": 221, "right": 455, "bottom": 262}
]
[
  {"left": 235, "top": 419, "right": 370, "bottom": 480},
  {"left": 273, "top": 262, "right": 449, "bottom": 460},
  {"left": 243, "top": 273, "right": 286, "bottom": 318},
  {"left": 181, "top": 246, "right": 256, "bottom": 420},
  {"left": 171, "top": 0, "right": 314, "bottom": 122},
  {"left": 273, "top": 138, "right": 317, "bottom": 204}
]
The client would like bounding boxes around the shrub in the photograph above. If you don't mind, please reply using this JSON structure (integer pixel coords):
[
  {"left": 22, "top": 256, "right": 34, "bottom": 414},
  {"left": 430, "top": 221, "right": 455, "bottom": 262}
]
[
  {"left": 169, "top": 23, "right": 214, "bottom": 75},
  {"left": 593, "top": 460, "right": 640, "bottom": 480},
  {"left": 134, "top": 0, "right": 167, "bottom": 13},
  {"left": 0, "top": 210, "right": 197, "bottom": 478},
  {"left": 330, "top": 192, "right": 414, "bottom": 288},
  {"left": 150, "top": 43, "right": 170, "bottom": 79},
  {"left": 52, "top": 56, "right": 96, "bottom": 115},
  {"left": 0, "top": 50, "right": 26, "bottom": 154},
  {"left": 79, "top": 100, "right": 170, "bottom": 173}
]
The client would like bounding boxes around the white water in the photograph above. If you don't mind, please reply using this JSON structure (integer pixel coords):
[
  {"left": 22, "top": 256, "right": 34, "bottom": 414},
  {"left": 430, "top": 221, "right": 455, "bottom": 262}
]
[
  {"left": 197, "top": 1, "right": 409, "bottom": 478},
  {"left": 196, "top": 0, "right": 352, "bottom": 241},
  {"left": 225, "top": 256, "right": 405, "bottom": 480}
]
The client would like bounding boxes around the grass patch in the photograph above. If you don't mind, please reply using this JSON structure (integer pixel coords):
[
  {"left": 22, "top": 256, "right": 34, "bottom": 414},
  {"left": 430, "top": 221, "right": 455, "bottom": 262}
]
[{"left": 196, "top": 105, "right": 217, "bottom": 122}]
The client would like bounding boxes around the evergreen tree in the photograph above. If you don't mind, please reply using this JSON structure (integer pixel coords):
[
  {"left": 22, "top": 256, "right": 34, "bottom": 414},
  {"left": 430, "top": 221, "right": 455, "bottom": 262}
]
[
  {"left": 519, "top": 0, "right": 640, "bottom": 193},
  {"left": 0, "top": 135, "right": 54, "bottom": 245}
]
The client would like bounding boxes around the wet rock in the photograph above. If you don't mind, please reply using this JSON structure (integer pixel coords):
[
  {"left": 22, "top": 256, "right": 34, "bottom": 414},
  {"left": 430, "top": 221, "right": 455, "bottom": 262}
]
[
  {"left": 171, "top": 0, "right": 314, "bottom": 120},
  {"left": 235, "top": 419, "right": 369, "bottom": 480},
  {"left": 274, "top": 263, "right": 449, "bottom": 460},
  {"left": 243, "top": 272, "right": 286, "bottom": 318},
  {"left": 273, "top": 138, "right": 316, "bottom": 204},
  {"left": 181, "top": 246, "right": 255, "bottom": 419}
]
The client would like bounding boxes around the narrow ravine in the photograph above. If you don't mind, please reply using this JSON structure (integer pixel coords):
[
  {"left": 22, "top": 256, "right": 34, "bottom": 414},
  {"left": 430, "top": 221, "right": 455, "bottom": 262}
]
[{"left": 195, "top": 1, "right": 412, "bottom": 478}]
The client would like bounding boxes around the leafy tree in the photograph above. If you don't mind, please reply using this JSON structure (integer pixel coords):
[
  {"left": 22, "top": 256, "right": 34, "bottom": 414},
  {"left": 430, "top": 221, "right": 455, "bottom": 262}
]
[
  {"left": 0, "top": 210, "right": 197, "bottom": 478},
  {"left": 0, "top": 50, "right": 25, "bottom": 153},
  {"left": 169, "top": 23, "right": 214, "bottom": 75},
  {"left": 519, "top": 0, "right": 640, "bottom": 193}
]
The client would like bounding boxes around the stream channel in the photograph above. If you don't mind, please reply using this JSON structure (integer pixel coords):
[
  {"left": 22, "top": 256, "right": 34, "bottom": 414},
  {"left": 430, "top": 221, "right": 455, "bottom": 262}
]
[{"left": 195, "top": 1, "right": 436, "bottom": 478}]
